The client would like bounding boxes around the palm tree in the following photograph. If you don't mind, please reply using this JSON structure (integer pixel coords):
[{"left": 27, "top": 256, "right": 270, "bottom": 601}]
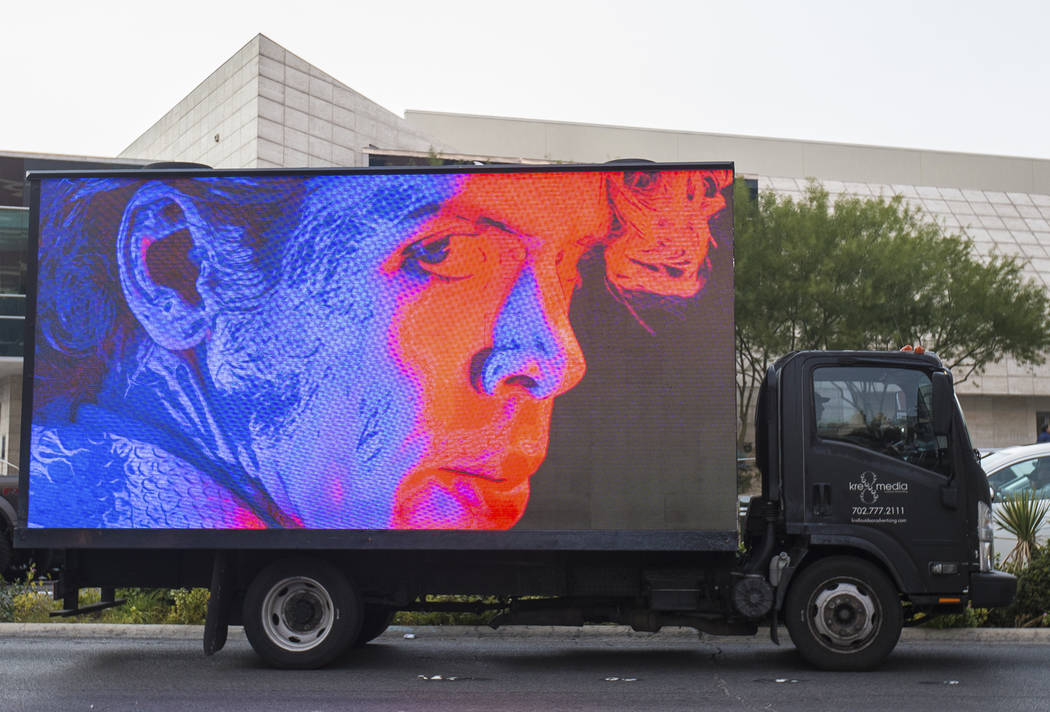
[{"left": 994, "top": 489, "right": 1050, "bottom": 569}]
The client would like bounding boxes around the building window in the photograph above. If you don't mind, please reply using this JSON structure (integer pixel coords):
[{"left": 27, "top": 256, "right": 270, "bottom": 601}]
[
  {"left": 1037, "top": 411, "right": 1050, "bottom": 441},
  {"left": 743, "top": 177, "right": 759, "bottom": 202}
]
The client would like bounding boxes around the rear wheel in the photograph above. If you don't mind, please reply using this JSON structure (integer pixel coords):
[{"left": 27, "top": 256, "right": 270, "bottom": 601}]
[
  {"left": 0, "top": 527, "right": 12, "bottom": 580},
  {"left": 784, "top": 556, "right": 902, "bottom": 671},
  {"left": 353, "top": 604, "right": 396, "bottom": 647},
  {"left": 242, "top": 559, "right": 361, "bottom": 669}
]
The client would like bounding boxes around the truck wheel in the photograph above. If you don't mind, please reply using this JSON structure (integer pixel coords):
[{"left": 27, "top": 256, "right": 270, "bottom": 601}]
[
  {"left": 0, "top": 527, "right": 12, "bottom": 580},
  {"left": 784, "top": 556, "right": 902, "bottom": 671},
  {"left": 353, "top": 604, "right": 395, "bottom": 647},
  {"left": 242, "top": 559, "right": 361, "bottom": 669}
]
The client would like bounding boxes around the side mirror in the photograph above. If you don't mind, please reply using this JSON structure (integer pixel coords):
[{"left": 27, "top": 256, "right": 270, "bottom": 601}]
[{"left": 932, "top": 371, "right": 953, "bottom": 438}]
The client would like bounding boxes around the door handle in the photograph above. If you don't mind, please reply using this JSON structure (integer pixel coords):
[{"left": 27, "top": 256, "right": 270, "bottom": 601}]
[{"left": 941, "top": 485, "right": 958, "bottom": 509}]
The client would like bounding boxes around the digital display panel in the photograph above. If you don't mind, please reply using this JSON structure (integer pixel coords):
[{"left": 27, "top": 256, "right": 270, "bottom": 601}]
[{"left": 26, "top": 165, "right": 736, "bottom": 532}]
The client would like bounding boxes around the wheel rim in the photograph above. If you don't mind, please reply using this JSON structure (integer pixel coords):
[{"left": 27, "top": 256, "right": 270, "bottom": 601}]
[
  {"left": 808, "top": 579, "right": 880, "bottom": 651},
  {"left": 260, "top": 576, "right": 336, "bottom": 653}
]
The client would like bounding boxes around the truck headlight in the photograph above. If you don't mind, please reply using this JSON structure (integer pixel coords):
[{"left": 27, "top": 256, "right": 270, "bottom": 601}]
[{"left": 977, "top": 501, "right": 994, "bottom": 572}]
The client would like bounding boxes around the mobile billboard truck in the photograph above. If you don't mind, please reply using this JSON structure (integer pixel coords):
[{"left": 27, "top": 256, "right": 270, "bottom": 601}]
[{"left": 18, "top": 163, "right": 1014, "bottom": 670}]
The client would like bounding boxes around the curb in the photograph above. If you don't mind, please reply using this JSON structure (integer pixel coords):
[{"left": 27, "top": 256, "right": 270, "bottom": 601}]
[
  {"left": 2, "top": 623, "right": 1049, "bottom": 643},
  {"left": 0, "top": 623, "right": 239, "bottom": 640},
  {"left": 898, "top": 626, "right": 1050, "bottom": 642}
]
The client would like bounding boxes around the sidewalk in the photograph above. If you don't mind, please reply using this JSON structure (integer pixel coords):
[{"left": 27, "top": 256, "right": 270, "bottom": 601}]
[{"left": 2, "top": 623, "right": 1049, "bottom": 643}]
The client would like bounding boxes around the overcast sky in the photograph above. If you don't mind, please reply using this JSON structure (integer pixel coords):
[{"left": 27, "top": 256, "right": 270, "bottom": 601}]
[{"left": 4, "top": 0, "right": 1048, "bottom": 160}]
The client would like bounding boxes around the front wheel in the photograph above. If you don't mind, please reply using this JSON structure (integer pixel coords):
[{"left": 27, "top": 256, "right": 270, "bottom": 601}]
[
  {"left": 242, "top": 559, "right": 361, "bottom": 669},
  {"left": 784, "top": 556, "right": 902, "bottom": 671}
]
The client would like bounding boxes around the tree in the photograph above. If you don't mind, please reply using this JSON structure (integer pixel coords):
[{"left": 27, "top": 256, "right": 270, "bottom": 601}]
[{"left": 734, "top": 180, "right": 1050, "bottom": 449}]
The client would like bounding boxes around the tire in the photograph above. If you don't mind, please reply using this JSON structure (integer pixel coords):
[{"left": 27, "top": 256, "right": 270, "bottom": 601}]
[
  {"left": 0, "top": 527, "right": 12, "bottom": 581},
  {"left": 353, "top": 604, "right": 395, "bottom": 647},
  {"left": 242, "top": 559, "right": 361, "bottom": 669},
  {"left": 784, "top": 556, "right": 902, "bottom": 671},
  {"left": 0, "top": 527, "right": 11, "bottom": 583}
]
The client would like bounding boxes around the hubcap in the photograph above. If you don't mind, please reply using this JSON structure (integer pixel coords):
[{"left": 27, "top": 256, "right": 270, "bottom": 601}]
[
  {"left": 261, "top": 576, "right": 336, "bottom": 652},
  {"left": 811, "top": 581, "right": 878, "bottom": 649}
]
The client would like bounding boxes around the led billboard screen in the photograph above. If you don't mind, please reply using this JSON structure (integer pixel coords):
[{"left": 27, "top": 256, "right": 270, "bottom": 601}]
[{"left": 26, "top": 165, "right": 736, "bottom": 532}]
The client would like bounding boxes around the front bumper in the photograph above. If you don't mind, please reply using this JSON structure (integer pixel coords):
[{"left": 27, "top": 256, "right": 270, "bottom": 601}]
[{"left": 970, "top": 570, "right": 1017, "bottom": 608}]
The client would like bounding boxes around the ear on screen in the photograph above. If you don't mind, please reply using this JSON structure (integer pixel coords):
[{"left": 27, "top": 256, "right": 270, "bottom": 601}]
[{"left": 116, "top": 182, "right": 212, "bottom": 351}]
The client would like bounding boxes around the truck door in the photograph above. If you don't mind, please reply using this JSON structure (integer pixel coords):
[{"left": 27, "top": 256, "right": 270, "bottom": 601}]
[{"left": 803, "top": 362, "right": 968, "bottom": 594}]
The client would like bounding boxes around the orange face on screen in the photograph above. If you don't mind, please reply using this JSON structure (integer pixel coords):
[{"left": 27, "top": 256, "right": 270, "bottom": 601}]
[{"left": 386, "top": 173, "right": 611, "bottom": 529}]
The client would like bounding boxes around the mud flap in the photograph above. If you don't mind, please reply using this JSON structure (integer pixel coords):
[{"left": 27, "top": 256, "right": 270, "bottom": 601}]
[{"left": 204, "top": 551, "right": 234, "bottom": 656}]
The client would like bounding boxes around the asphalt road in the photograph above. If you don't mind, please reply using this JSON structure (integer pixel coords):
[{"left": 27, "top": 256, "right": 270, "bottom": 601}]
[{"left": 1, "top": 626, "right": 1048, "bottom": 712}]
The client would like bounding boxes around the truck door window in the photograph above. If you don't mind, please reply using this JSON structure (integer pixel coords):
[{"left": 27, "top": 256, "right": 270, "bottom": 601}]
[{"left": 813, "top": 366, "right": 945, "bottom": 474}]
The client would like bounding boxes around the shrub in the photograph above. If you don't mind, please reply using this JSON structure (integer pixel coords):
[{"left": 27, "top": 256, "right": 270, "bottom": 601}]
[
  {"left": 1009, "top": 545, "right": 1050, "bottom": 626},
  {"left": 167, "top": 588, "right": 210, "bottom": 625},
  {"left": 986, "top": 545, "right": 1050, "bottom": 627},
  {"left": 920, "top": 606, "right": 989, "bottom": 629},
  {"left": 80, "top": 588, "right": 169, "bottom": 624},
  {"left": 0, "top": 579, "right": 18, "bottom": 621},
  {"left": 12, "top": 590, "right": 54, "bottom": 622},
  {"left": 0, "top": 566, "right": 55, "bottom": 622},
  {"left": 392, "top": 595, "right": 497, "bottom": 626}
]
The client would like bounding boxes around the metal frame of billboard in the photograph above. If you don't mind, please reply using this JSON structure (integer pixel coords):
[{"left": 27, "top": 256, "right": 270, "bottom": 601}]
[{"left": 18, "top": 161, "right": 737, "bottom": 551}]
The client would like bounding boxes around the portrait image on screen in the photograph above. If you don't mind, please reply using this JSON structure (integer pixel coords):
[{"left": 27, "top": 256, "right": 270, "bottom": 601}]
[{"left": 26, "top": 166, "right": 735, "bottom": 531}]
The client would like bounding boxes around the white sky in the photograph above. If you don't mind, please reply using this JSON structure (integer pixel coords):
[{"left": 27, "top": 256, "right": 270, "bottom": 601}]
[{"left": 4, "top": 0, "right": 1049, "bottom": 160}]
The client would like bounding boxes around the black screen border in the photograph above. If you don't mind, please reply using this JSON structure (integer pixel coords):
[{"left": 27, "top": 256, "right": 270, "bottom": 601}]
[{"left": 18, "top": 161, "right": 736, "bottom": 551}]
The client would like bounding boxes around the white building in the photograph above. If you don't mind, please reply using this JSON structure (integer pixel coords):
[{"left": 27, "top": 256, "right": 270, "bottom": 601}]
[{"left": 5, "top": 33, "right": 1047, "bottom": 453}]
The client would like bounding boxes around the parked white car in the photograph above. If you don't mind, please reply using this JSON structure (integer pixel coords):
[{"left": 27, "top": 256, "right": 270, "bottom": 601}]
[{"left": 980, "top": 443, "right": 1050, "bottom": 560}]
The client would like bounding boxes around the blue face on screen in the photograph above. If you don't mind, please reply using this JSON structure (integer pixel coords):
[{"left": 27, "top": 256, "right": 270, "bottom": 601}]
[{"left": 27, "top": 168, "right": 733, "bottom": 530}]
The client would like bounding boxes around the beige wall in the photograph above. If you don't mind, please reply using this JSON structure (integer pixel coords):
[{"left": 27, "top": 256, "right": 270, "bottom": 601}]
[
  {"left": 251, "top": 36, "right": 442, "bottom": 168},
  {"left": 405, "top": 111, "right": 1050, "bottom": 195},
  {"left": 120, "top": 36, "right": 262, "bottom": 168},
  {"left": 958, "top": 393, "right": 1050, "bottom": 449},
  {"left": 121, "top": 35, "right": 446, "bottom": 169}
]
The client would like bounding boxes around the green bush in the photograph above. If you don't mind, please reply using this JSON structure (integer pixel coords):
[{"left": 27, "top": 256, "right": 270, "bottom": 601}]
[
  {"left": 392, "top": 609, "right": 493, "bottom": 626},
  {"left": 167, "top": 588, "right": 209, "bottom": 624},
  {"left": 0, "top": 566, "right": 55, "bottom": 622},
  {"left": 392, "top": 595, "right": 496, "bottom": 626},
  {"left": 44, "top": 587, "right": 210, "bottom": 625},
  {"left": 67, "top": 588, "right": 168, "bottom": 624},
  {"left": 919, "top": 606, "right": 989, "bottom": 629},
  {"left": 987, "top": 545, "right": 1050, "bottom": 627},
  {"left": 0, "top": 578, "right": 20, "bottom": 621},
  {"left": 116, "top": 588, "right": 171, "bottom": 624},
  {"left": 12, "top": 591, "right": 54, "bottom": 622}
]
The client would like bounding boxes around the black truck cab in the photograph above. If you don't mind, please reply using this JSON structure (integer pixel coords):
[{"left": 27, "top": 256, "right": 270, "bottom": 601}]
[{"left": 745, "top": 350, "right": 1015, "bottom": 668}]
